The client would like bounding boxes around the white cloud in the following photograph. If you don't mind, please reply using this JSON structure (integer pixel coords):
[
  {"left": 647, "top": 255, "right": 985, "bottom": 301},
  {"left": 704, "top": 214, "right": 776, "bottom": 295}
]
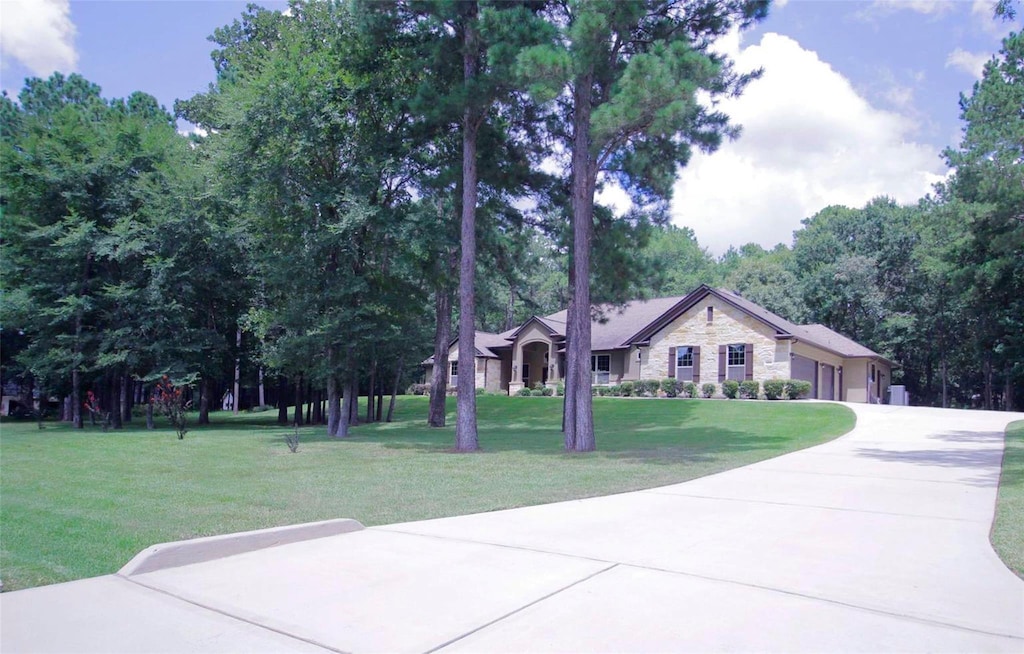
[
  {"left": 946, "top": 48, "right": 990, "bottom": 78},
  {"left": 970, "top": 0, "right": 1011, "bottom": 34},
  {"left": 670, "top": 32, "right": 947, "bottom": 255},
  {"left": 867, "top": 0, "right": 955, "bottom": 15},
  {"left": 0, "top": 0, "right": 77, "bottom": 76}
]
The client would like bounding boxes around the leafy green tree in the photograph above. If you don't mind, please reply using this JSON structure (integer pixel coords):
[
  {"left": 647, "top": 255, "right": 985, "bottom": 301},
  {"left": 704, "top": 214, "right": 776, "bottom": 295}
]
[
  {"left": 1, "top": 74, "right": 205, "bottom": 428},
  {"left": 182, "top": 1, "right": 433, "bottom": 437},
  {"left": 722, "top": 244, "right": 805, "bottom": 322},
  {"left": 520, "top": 0, "right": 767, "bottom": 451},
  {"left": 941, "top": 30, "right": 1023, "bottom": 409}
]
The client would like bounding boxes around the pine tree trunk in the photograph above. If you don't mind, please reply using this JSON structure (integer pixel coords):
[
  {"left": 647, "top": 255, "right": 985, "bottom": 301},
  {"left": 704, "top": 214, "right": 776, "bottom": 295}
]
[
  {"left": 120, "top": 374, "right": 130, "bottom": 424},
  {"left": 566, "top": 69, "right": 597, "bottom": 452},
  {"left": 456, "top": 10, "right": 480, "bottom": 453},
  {"left": 277, "top": 375, "right": 289, "bottom": 424},
  {"left": 428, "top": 285, "right": 453, "bottom": 427},
  {"left": 984, "top": 355, "right": 993, "bottom": 410},
  {"left": 941, "top": 353, "right": 948, "bottom": 409},
  {"left": 198, "top": 377, "right": 210, "bottom": 425},
  {"left": 366, "top": 361, "right": 377, "bottom": 424},
  {"left": 72, "top": 369, "right": 82, "bottom": 429},
  {"left": 233, "top": 329, "right": 242, "bottom": 415},
  {"left": 376, "top": 378, "right": 384, "bottom": 422},
  {"left": 504, "top": 283, "right": 516, "bottom": 331},
  {"left": 349, "top": 377, "right": 360, "bottom": 426},
  {"left": 327, "top": 378, "right": 341, "bottom": 437},
  {"left": 146, "top": 386, "right": 155, "bottom": 430},
  {"left": 1006, "top": 371, "right": 1014, "bottom": 412},
  {"left": 338, "top": 382, "right": 352, "bottom": 438},
  {"left": 258, "top": 368, "right": 266, "bottom": 408},
  {"left": 387, "top": 362, "right": 402, "bottom": 423},
  {"left": 293, "top": 375, "right": 303, "bottom": 426},
  {"left": 312, "top": 388, "right": 322, "bottom": 424}
]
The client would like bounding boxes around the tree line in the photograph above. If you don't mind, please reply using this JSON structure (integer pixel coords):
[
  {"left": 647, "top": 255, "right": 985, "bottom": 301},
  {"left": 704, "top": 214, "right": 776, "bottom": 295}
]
[{"left": 1, "top": 2, "right": 1019, "bottom": 452}]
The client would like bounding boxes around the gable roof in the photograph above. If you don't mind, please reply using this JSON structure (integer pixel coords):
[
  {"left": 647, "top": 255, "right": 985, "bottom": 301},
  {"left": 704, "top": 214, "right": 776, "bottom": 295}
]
[
  {"left": 429, "top": 285, "right": 890, "bottom": 366},
  {"left": 627, "top": 284, "right": 890, "bottom": 363},
  {"left": 422, "top": 330, "right": 514, "bottom": 365}
]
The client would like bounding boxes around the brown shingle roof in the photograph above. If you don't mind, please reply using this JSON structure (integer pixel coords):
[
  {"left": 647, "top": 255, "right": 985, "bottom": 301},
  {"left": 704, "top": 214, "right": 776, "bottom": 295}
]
[
  {"left": 791, "top": 324, "right": 886, "bottom": 359},
  {"left": 427, "top": 285, "right": 889, "bottom": 365},
  {"left": 542, "top": 295, "right": 688, "bottom": 350}
]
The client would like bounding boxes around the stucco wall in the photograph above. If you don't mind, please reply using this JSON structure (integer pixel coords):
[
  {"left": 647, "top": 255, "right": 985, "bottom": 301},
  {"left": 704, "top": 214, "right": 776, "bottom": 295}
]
[
  {"left": 645, "top": 299, "right": 789, "bottom": 383},
  {"left": 791, "top": 341, "right": 846, "bottom": 400}
]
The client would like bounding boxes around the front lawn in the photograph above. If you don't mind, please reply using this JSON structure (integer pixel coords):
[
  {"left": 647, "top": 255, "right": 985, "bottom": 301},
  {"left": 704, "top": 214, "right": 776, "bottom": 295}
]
[
  {"left": 0, "top": 396, "right": 854, "bottom": 591},
  {"left": 993, "top": 420, "right": 1024, "bottom": 578}
]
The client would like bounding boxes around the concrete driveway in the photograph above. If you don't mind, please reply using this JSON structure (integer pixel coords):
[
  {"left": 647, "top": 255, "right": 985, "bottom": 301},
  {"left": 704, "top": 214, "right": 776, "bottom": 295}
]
[{"left": 3, "top": 403, "right": 1023, "bottom": 653}]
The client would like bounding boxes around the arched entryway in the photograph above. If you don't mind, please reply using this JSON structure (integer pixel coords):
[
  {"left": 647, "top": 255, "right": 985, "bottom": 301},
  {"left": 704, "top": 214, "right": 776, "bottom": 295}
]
[{"left": 520, "top": 341, "right": 551, "bottom": 389}]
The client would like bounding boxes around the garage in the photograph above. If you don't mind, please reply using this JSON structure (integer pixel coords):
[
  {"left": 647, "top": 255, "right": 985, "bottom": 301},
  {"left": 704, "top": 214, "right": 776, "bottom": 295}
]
[
  {"left": 821, "top": 363, "right": 835, "bottom": 400},
  {"left": 791, "top": 354, "right": 818, "bottom": 399}
]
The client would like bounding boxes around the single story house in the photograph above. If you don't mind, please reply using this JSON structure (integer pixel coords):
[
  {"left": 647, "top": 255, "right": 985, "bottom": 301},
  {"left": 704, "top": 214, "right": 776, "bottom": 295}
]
[{"left": 428, "top": 284, "right": 893, "bottom": 403}]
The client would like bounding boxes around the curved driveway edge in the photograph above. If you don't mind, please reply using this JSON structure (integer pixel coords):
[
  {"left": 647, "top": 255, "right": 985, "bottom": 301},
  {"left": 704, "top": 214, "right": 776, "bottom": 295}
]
[{"left": 2, "top": 403, "right": 1023, "bottom": 653}]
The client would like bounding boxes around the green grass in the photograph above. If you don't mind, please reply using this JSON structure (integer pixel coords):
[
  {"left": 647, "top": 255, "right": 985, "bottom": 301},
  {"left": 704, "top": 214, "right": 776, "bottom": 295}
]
[
  {"left": 0, "top": 396, "right": 854, "bottom": 591},
  {"left": 992, "top": 420, "right": 1024, "bottom": 578}
]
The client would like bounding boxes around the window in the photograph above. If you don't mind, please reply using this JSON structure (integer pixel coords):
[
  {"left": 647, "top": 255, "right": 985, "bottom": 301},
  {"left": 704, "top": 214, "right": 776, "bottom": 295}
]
[
  {"left": 707, "top": 306, "right": 714, "bottom": 323},
  {"left": 727, "top": 344, "right": 746, "bottom": 381},
  {"left": 450, "top": 361, "right": 458, "bottom": 385},
  {"left": 591, "top": 354, "right": 611, "bottom": 385},
  {"left": 676, "top": 346, "right": 694, "bottom": 381}
]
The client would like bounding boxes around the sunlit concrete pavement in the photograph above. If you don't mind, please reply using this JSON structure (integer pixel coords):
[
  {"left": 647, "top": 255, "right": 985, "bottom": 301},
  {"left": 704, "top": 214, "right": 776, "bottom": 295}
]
[{"left": 3, "top": 403, "right": 1023, "bottom": 653}]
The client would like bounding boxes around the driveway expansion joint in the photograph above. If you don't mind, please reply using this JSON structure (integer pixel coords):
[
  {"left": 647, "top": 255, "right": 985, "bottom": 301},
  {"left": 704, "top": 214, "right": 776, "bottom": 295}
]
[
  {"left": 423, "top": 563, "right": 620, "bottom": 654},
  {"left": 377, "top": 528, "right": 1021, "bottom": 642},
  {"left": 119, "top": 574, "right": 346, "bottom": 654}
]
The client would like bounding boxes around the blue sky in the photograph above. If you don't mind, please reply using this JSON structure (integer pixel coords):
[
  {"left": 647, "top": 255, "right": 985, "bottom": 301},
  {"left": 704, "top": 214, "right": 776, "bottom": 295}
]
[{"left": 1, "top": 0, "right": 1019, "bottom": 254}]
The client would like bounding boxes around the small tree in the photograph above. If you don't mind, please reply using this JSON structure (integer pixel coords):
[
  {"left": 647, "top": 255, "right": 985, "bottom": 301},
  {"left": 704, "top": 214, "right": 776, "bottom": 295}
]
[{"left": 151, "top": 375, "right": 190, "bottom": 439}]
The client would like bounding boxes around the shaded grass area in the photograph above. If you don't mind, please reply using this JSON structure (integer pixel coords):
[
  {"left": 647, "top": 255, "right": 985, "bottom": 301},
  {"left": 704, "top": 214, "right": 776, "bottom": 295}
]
[
  {"left": 0, "top": 396, "right": 854, "bottom": 591},
  {"left": 992, "top": 420, "right": 1024, "bottom": 578}
]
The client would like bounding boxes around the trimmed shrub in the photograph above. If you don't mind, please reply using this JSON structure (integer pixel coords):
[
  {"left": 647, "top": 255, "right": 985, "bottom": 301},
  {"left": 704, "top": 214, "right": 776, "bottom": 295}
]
[
  {"left": 683, "top": 382, "right": 698, "bottom": 398},
  {"left": 619, "top": 381, "right": 635, "bottom": 397},
  {"left": 701, "top": 383, "right": 716, "bottom": 398},
  {"left": 608, "top": 385, "right": 622, "bottom": 396},
  {"left": 542, "top": 386, "right": 554, "bottom": 396},
  {"left": 475, "top": 387, "right": 486, "bottom": 396},
  {"left": 787, "top": 379, "right": 813, "bottom": 399},
  {"left": 516, "top": 387, "right": 532, "bottom": 397},
  {"left": 640, "top": 379, "right": 661, "bottom": 396},
  {"left": 661, "top": 378, "right": 682, "bottom": 398},
  {"left": 556, "top": 382, "right": 565, "bottom": 397},
  {"left": 406, "top": 383, "right": 429, "bottom": 396},
  {"left": 763, "top": 379, "right": 786, "bottom": 400},
  {"left": 722, "top": 379, "right": 740, "bottom": 399},
  {"left": 531, "top": 388, "right": 546, "bottom": 396},
  {"left": 739, "top": 380, "right": 760, "bottom": 399}
]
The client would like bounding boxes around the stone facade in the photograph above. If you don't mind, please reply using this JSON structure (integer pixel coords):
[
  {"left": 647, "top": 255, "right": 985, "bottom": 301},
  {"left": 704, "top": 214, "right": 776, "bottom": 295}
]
[{"left": 644, "top": 298, "right": 789, "bottom": 384}]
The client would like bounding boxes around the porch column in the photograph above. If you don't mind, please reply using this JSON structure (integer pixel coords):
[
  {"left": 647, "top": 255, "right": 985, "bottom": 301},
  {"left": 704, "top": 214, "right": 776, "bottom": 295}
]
[{"left": 548, "top": 341, "right": 558, "bottom": 382}]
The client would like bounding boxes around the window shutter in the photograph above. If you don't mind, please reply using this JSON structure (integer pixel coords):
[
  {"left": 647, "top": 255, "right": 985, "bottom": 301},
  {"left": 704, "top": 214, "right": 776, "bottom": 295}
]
[
  {"left": 668, "top": 347, "right": 676, "bottom": 378},
  {"left": 745, "top": 343, "right": 754, "bottom": 381},
  {"left": 693, "top": 346, "right": 701, "bottom": 383},
  {"left": 718, "top": 345, "right": 726, "bottom": 382}
]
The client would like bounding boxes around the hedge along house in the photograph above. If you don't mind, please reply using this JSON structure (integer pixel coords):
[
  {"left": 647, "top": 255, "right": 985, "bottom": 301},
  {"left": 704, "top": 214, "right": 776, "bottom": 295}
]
[{"left": 427, "top": 285, "right": 893, "bottom": 403}]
